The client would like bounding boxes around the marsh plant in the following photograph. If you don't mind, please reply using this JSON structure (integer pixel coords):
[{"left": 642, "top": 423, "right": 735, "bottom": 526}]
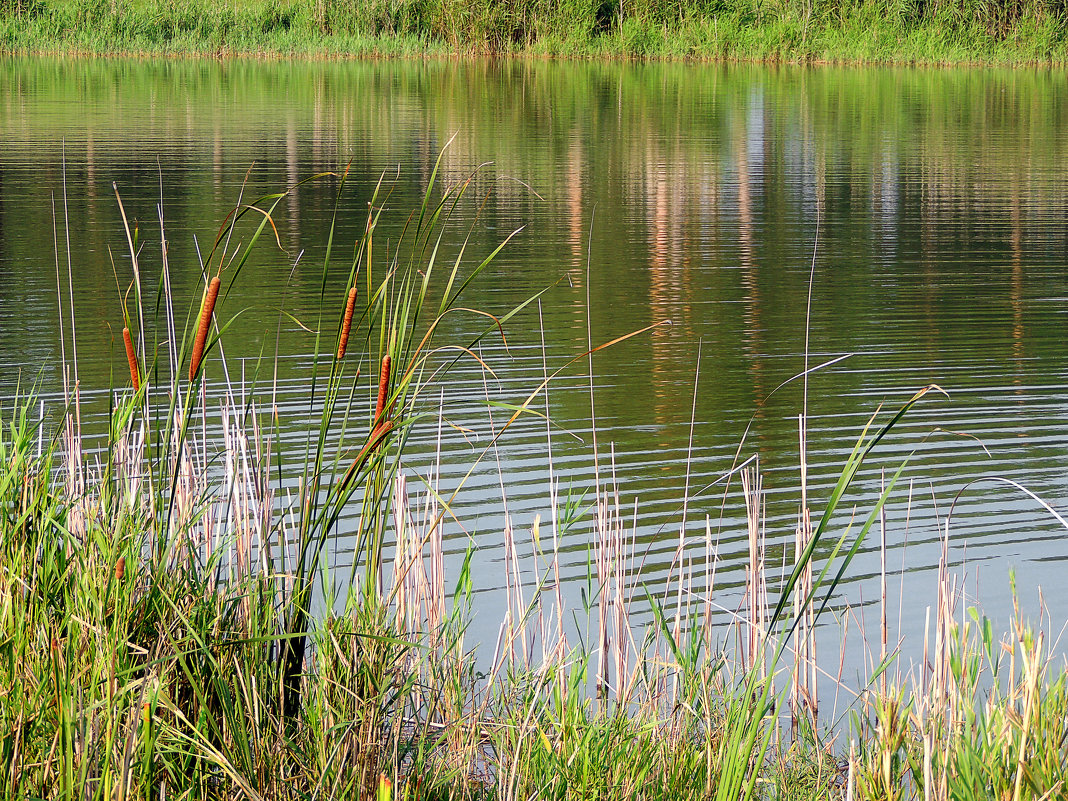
[{"left": 1, "top": 156, "right": 1066, "bottom": 800}]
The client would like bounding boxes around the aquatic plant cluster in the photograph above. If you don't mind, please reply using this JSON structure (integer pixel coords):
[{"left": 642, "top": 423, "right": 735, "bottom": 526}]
[
  {"left": 2, "top": 164, "right": 1067, "bottom": 799},
  {"left": 2, "top": 0, "right": 1068, "bottom": 63}
]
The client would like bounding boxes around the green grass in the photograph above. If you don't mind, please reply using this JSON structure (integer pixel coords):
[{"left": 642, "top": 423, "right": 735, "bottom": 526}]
[
  {"left": 2, "top": 163, "right": 1067, "bottom": 799},
  {"left": 2, "top": 0, "right": 1068, "bottom": 63}
]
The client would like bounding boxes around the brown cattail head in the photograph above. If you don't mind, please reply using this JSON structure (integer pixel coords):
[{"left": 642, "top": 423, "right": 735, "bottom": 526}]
[
  {"left": 122, "top": 327, "right": 140, "bottom": 392},
  {"left": 189, "top": 276, "right": 221, "bottom": 382},
  {"left": 337, "top": 286, "right": 358, "bottom": 360},
  {"left": 115, "top": 555, "right": 126, "bottom": 581},
  {"left": 374, "top": 354, "right": 391, "bottom": 425}
]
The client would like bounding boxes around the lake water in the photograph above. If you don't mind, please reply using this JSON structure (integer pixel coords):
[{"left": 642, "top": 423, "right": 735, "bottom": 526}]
[{"left": 3, "top": 57, "right": 1068, "bottom": 678}]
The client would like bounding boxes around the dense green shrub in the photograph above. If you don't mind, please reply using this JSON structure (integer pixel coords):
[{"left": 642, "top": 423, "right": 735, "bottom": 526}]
[{"left": 2, "top": 0, "right": 1067, "bottom": 56}]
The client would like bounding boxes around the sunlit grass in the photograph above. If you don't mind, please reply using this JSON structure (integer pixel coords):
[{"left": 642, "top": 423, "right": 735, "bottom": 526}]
[{"left": 2, "top": 0, "right": 1068, "bottom": 63}]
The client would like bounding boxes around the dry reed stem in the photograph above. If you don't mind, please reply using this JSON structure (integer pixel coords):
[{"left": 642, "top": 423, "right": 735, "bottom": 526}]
[
  {"left": 1012, "top": 630, "right": 1043, "bottom": 801},
  {"left": 375, "top": 354, "right": 392, "bottom": 423},
  {"left": 122, "top": 327, "right": 139, "bottom": 391},
  {"left": 337, "top": 286, "right": 358, "bottom": 359},
  {"left": 792, "top": 504, "right": 816, "bottom": 729},
  {"left": 594, "top": 479, "right": 632, "bottom": 704},
  {"left": 392, "top": 473, "right": 439, "bottom": 636},
  {"left": 189, "top": 276, "right": 221, "bottom": 381},
  {"left": 742, "top": 466, "right": 766, "bottom": 678}
]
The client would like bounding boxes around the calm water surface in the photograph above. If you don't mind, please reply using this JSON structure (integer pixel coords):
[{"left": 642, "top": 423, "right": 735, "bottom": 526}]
[{"left": 3, "top": 57, "right": 1068, "bottom": 672}]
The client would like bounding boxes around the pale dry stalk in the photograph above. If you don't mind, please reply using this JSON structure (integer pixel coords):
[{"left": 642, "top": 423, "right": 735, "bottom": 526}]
[{"left": 742, "top": 465, "right": 766, "bottom": 679}]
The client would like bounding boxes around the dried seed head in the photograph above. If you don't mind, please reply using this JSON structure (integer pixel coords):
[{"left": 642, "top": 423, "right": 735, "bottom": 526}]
[
  {"left": 115, "top": 555, "right": 126, "bottom": 581},
  {"left": 189, "top": 276, "right": 221, "bottom": 382},
  {"left": 337, "top": 286, "right": 358, "bottom": 360},
  {"left": 122, "top": 327, "right": 140, "bottom": 391},
  {"left": 374, "top": 354, "right": 391, "bottom": 424}
]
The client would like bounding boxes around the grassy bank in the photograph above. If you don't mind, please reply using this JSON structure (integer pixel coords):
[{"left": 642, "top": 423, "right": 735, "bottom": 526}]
[
  {"left": 5, "top": 399, "right": 1068, "bottom": 799},
  {"left": 2, "top": 0, "right": 1068, "bottom": 63},
  {"left": 3, "top": 164, "right": 1068, "bottom": 799}
]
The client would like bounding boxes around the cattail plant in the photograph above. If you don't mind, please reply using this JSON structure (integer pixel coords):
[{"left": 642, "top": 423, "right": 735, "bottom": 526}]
[
  {"left": 374, "top": 354, "right": 392, "bottom": 424},
  {"left": 337, "top": 286, "right": 358, "bottom": 359},
  {"left": 122, "top": 326, "right": 140, "bottom": 391},
  {"left": 189, "top": 276, "right": 221, "bottom": 381}
]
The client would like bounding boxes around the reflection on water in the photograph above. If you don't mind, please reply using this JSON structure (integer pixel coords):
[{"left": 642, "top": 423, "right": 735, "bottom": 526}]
[{"left": 3, "top": 57, "right": 1068, "bottom": 664}]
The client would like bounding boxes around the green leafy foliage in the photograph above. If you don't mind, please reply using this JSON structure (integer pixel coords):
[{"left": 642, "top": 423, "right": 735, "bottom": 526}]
[{"left": 3, "top": 0, "right": 1068, "bottom": 61}]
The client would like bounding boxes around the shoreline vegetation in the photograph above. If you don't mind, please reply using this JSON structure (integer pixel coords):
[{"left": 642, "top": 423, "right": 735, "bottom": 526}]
[
  {"left": 4, "top": 164, "right": 1068, "bottom": 798},
  {"left": 2, "top": 0, "right": 1068, "bottom": 65}
]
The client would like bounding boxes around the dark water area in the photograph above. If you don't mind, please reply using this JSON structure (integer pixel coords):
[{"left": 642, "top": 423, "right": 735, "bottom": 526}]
[{"left": 3, "top": 57, "right": 1068, "bottom": 678}]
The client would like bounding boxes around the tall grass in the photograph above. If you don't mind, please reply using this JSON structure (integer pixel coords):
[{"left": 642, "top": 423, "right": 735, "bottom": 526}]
[
  {"left": 2, "top": 162, "right": 1067, "bottom": 799},
  {"left": 2, "top": 0, "right": 1068, "bottom": 62}
]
